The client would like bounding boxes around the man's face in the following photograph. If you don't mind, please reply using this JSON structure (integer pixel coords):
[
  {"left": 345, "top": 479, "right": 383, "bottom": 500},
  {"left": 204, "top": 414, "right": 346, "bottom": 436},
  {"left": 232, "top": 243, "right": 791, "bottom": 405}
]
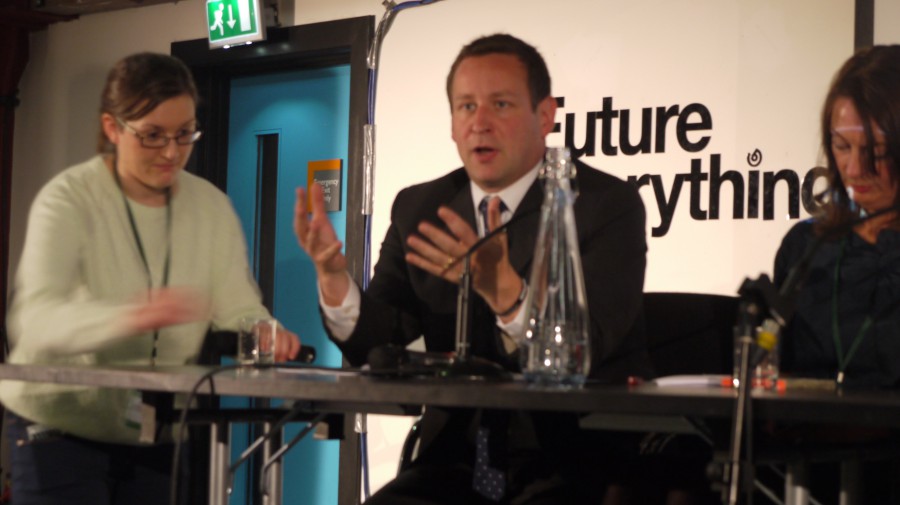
[{"left": 450, "top": 53, "right": 556, "bottom": 192}]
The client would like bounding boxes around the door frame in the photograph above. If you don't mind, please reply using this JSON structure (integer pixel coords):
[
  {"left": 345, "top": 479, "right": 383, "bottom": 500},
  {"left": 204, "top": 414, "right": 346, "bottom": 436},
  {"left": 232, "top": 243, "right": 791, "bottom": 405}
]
[
  {"left": 171, "top": 15, "right": 372, "bottom": 293},
  {"left": 171, "top": 16, "right": 373, "bottom": 505}
]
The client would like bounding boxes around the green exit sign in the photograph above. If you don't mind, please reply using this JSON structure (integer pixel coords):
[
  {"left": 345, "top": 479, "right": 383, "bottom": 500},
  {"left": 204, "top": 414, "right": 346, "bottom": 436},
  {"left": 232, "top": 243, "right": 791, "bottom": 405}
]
[{"left": 206, "top": 0, "right": 266, "bottom": 48}]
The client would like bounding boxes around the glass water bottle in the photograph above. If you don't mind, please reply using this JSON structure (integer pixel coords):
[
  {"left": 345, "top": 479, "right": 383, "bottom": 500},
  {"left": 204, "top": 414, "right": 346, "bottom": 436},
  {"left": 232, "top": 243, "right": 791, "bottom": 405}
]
[{"left": 521, "top": 147, "right": 591, "bottom": 387}]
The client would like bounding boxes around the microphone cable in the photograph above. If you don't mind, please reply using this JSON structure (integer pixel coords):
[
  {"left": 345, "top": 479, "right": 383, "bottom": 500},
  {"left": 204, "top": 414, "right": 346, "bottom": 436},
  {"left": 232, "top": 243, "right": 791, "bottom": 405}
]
[
  {"left": 168, "top": 362, "right": 357, "bottom": 505},
  {"left": 441, "top": 204, "right": 539, "bottom": 275},
  {"left": 169, "top": 363, "right": 235, "bottom": 505}
]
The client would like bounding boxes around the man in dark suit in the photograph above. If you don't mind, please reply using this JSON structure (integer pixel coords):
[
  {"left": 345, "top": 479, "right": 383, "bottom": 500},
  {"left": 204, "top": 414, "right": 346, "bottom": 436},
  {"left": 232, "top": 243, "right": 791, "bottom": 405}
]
[{"left": 295, "top": 33, "right": 649, "bottom": 504}]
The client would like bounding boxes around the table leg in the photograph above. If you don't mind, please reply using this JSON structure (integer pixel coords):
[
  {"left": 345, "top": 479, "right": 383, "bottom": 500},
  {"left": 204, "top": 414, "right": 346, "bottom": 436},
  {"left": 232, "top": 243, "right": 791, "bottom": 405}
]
[
  {"left": 839, "top": 460, "right": 861, "bottom": 505},
  {"left": 785, "top": 462, "right": 810, "bottom": 505},
  {"left": 209, "top": 421, "right": 230, "bottom": 505},
  {"left": 262, "top": 421, "right": 283, "bottom": 505}
]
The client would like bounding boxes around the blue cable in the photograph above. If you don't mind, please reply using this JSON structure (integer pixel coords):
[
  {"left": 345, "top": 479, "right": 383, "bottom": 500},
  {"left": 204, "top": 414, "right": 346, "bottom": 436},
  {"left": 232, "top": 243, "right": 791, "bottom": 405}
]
[
  {"left": 393, "top": 0, "right": 442, "bottom": 12},
  {"left": 360, "top": 432, "right": 371, "bottom": 498},
  {"left": 359, "top": 1, "right": 444, "bottom": 499}
]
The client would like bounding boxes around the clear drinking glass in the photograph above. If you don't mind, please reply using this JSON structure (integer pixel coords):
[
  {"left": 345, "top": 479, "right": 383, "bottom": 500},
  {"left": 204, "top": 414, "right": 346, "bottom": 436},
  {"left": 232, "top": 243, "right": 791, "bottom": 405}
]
[
  {"left": 255, "top": 318, "right": 276, "bottom": 365},
  {"left": 237, "top": 317, "right": 277, "bottom": 368}
]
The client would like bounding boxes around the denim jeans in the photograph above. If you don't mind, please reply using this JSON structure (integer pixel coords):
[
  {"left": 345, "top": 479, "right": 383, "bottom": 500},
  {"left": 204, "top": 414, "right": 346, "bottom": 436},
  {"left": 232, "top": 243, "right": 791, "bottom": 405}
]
[{"left": 4, "top": 411, "right": 183, "bottom": 505}]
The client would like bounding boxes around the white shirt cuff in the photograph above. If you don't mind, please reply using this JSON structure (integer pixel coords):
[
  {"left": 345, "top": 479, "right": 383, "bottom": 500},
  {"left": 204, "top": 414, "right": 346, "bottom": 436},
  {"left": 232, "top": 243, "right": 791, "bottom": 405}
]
[
  {"left": 496, "top": 292, "right": 527, "bottom": 354},
  {"left": 318, "top": 272, "right": 360, "bottom": 342}
]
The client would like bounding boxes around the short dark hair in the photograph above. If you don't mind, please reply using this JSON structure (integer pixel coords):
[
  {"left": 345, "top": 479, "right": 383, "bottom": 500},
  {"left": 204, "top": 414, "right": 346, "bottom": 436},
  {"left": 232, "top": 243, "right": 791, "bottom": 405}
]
[
  {"left": 446, "top": 34, "right": 551, "bottom": 110},
  {"left": 817, "top": 45, "right": 900, "bottom": 235},
  {"left": 97, "top": 53, "right": 198, "bottom": 153}
]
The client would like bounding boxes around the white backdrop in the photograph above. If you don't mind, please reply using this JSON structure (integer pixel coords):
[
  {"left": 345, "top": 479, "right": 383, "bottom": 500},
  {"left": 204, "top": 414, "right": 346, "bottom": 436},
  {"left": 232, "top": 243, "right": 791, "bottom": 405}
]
[
  {"left": 6, "top": 0, "right": 877, "bottom": 498},
  {"left": 370, "top": 0, "right": 851, "bottom": 298},
  {"left": 358, "top": 0, "right": 853, "bottom": 491}
]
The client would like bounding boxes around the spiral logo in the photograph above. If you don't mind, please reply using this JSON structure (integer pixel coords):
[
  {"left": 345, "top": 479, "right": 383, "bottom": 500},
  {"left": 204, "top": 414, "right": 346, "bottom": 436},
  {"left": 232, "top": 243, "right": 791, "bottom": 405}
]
[{"left": 746, "top": 149, "right": 762, "bottom": 167}]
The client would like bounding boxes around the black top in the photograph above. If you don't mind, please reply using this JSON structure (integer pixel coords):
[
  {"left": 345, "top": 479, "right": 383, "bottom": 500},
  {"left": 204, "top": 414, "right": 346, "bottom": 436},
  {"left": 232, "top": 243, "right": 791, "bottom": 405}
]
[{"left": 774, "top": 220, "right": 900, "bottom": 387}]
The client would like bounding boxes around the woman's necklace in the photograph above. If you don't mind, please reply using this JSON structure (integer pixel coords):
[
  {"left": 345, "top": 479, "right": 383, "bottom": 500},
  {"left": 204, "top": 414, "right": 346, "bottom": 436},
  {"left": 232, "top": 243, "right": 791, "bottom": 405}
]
[{"left": 112, "top": 159, "right": 172, "bottom": 366}]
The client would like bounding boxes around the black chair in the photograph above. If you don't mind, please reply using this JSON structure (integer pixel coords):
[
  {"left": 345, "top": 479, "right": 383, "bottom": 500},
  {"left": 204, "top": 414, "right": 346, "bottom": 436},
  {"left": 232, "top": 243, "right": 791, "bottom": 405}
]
[
  {"left": 641, "top": 292, "right": 818, "bottom": 504},
  {"left": 643, "top": 291, "right": 739, "bottom": 377},
  {"left": 632, "top": 292, "right": 739, "bottom": 503}
]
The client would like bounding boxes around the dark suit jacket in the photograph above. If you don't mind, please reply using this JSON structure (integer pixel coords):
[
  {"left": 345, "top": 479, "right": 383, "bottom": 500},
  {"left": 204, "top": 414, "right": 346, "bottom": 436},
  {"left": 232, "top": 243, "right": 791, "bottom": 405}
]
[{"left": 326, "top": 159, "right": 650, "bottom": 488}]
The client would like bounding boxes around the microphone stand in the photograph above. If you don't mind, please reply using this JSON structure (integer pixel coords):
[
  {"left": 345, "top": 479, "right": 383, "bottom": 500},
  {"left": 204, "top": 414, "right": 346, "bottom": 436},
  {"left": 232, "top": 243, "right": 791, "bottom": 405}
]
[
  {"left": 454, "top": 256, "right": 473, "bottom": 360},
  {"left": 720, "top": 220, "right": 860, "bottom": 503},
  {"left": 720, "top": 204, "right": 900, "bottom": 503},
  {"left": 439, "top": 213, "right": 536, "bottom": 381},
  {"left": 437, "top": 255, "right": 510, "bottom": 380},
  {"left": 724, "top": 298, "right": 761, "bottom": 505},
  {"left": 723, "top": 273, "right": 790, "bottom": 505}
]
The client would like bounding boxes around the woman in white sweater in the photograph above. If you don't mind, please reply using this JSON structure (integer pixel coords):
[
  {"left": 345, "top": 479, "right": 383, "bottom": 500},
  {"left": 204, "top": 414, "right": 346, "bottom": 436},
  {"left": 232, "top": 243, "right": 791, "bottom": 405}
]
[{"left": 0, "top": 52, "right": 300, "bottom": 505}]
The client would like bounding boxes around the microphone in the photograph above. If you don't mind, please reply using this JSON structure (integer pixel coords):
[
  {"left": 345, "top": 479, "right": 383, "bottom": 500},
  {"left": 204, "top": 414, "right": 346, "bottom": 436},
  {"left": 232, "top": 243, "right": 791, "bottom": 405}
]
[
  {"left": 295, "top": 345, "right": 317, "bottom": 364},
  {"left": 723, "top": 203, "right": 900, "bottom": 504},
  {"left": 743, "top": 235, "right": 823, "bottom": 368},
  {"left": 443, "top": 204, "right": 538, "bottom": 379},
  {"left": 366, "top": 205, "right": 538, "bottom": 379},
  {"left": 441, "top": 206, "right": 536, "bottom": 275},
  {"left": 365, "top": 344, "right": 456, "bottom": 377}
]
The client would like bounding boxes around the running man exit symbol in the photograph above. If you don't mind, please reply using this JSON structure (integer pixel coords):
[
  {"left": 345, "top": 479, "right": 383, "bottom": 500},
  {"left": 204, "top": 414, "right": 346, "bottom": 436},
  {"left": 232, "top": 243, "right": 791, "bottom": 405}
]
[{"left": 206, "top": 0, "right": 261, "bottom": 44}]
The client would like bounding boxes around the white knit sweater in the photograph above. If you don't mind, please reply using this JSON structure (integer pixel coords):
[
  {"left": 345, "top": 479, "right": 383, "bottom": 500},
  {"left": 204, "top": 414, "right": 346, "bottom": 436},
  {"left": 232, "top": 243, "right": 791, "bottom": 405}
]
[{"left": 1, "top": 155, "right": 269, "bottom": 444}]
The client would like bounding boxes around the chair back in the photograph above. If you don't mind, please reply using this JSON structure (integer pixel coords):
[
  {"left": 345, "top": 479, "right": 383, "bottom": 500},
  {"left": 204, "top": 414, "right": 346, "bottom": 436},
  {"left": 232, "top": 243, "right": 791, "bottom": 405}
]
[
  {"left": 643, "top": 292, "right": 739, "bottom": 377},
  {"left": 198, "top": 329, "right": 239, "bottom": 366}
]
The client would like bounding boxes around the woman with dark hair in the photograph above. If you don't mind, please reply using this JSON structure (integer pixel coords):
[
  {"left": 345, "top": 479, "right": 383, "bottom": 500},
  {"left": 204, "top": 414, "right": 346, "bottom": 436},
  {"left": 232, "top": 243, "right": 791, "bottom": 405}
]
[
  {"left": 752, "top": 46, "right": 900, "bottom": 505},
  {"left": 774, "top": 45, "right": 900, "bottom": 388},
  {"left": 0, "top": 52, "right": 300, "bottom": 504}
]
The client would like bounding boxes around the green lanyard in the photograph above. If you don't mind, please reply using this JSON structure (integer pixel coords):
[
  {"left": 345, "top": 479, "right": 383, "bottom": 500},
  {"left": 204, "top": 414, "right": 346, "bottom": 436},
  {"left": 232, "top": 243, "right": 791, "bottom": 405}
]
[
  {"left": 831, "top": 237, "right": 874, "bottom": 385},
  {"left": 112, "top": 161, "right": 172, "bottom": 366}
]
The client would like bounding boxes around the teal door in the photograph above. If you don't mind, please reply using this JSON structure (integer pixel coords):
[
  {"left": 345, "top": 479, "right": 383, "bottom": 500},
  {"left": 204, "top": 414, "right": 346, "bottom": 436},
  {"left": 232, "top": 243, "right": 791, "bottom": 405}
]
[{"left": 225, "top": 64, "right": 350, "bottom": 505}]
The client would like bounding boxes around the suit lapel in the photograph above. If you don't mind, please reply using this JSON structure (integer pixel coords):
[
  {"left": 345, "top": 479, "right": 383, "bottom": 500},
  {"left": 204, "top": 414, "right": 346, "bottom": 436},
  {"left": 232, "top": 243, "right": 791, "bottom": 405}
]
[
  {"left": 507, "top": 179, "right": 542, "bottom": 275},
  {"left": 447, "top": 171, "right": 478, "bottom": 234}
]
